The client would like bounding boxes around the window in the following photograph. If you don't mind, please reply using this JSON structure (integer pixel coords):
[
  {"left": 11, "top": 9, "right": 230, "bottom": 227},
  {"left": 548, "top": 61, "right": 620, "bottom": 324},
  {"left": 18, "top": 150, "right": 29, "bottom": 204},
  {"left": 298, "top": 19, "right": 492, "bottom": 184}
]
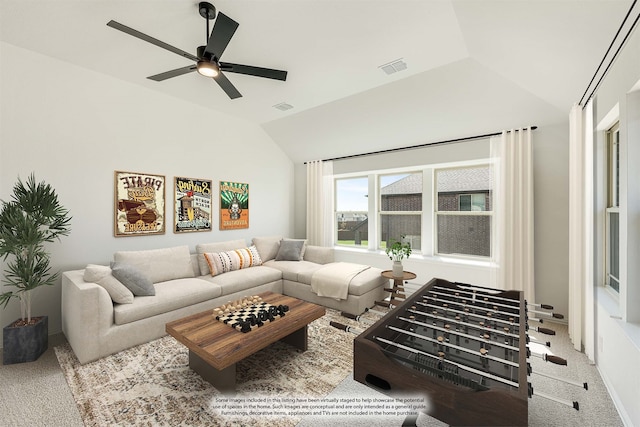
[
  {"left": 379, "top": 172, "right": 422, "bottom": 251},
  {"left": 435, "top": 166, "right": 492, "bottom": 257},
  {"left": 459, "top": 194, "right": 487, "bottom": 211},
  {"left": 333, "top": 163, "right": 492, "bottom": 260},
  {"left": 606, "top": 123, "right": 620, "bottom": 293},
  {"left": 335, "top": 177, "right": 368, "bottom": 247}
]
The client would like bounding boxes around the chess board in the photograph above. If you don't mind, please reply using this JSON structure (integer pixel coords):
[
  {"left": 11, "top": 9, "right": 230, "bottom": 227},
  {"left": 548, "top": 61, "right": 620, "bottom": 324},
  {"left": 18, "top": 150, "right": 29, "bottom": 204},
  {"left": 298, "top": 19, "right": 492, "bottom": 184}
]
[{"left": 213, "top": 296, "right": 289, "bottom": 333}]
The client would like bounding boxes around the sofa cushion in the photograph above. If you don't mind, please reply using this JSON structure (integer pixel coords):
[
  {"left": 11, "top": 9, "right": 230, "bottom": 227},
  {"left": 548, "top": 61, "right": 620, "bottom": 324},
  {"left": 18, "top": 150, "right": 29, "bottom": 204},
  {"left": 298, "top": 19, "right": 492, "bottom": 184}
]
[
  {"left": 196, "top": 239, "right": 247, "bottom": 276},
  {"left": 200, "top": 265, "right": 282, "bottom": 296},
  {"left": 251, "top": 236, "right": 282, "bottom": 262},
  {"left": 264, "top": 260, "right": 324, "bottom": 282},
  {"left": 302, "top": 245, "right": 334, "bottom": 265},
  {"left": 282, "top": 262, "right": 386, "bottom": 297},
  {"left": 83, "top": 264, "right": 134, "bottom": 304},
  {"left": 204, "top": 245, "right": 262, "bottom": 276},
  {"left": 275, "top": 239, "right": 306, "bottom": 261},
  {"left": 113, "top": 245, "right": 194, "bottom": 284},
  {"left": 113, "top": 278, "right": 222, "bottom": 325},
  {"left": 110, "top": 262, "right": 155, "bottom": 296}
]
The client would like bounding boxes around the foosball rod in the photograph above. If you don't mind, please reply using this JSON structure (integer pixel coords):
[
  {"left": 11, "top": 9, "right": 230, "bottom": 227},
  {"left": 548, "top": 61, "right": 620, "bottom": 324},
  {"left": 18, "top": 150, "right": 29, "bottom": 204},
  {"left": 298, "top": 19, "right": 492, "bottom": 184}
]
[
  {"left": 384, "top": 288, "right": 407, "bottom": 299},
  {"left": 528, "top": 336, "right": 551, "bottom": 347},
  {"left": 442, "top": 285, "right": 565, "bottom": 319},
  {"left": 528, "top": 309, "right": 565, "bottom": 319},
  {"left": 406, "top": 307, "right": 520, "bottom": 340},
  {"left": 341, "top": 312, "right": 375, "bottom": 325},
  {"left": 377, "top": 298, "right": 521, "bottom": 334},
  {"left": 532, "top": 370, "right": 588, "bottom": 390},
  {"left": 529, "top": 325, "right": 557, "bottom": 336},
  {"left": 330, "top": 321, "right": 363, "bottom": 335},
  {"left": 434, "top": 284, "right": 521, "bottom": 306},
  {"left": 386, "top": 325, "right": 520, "bottom": 368},
  {"left": 428, "top": 289, "right": 521, "bottom": 315},
  {"left": 423, "top": 293, "right": 521, "bottom": 321},
  {"left": 375, "top": 336, "right": 520, "bottom": 389},
  {"left": 398, "top": 315, "right": 520, "bottom": 352},
  {"left": 365, "top": 307, "right": 391, "bottom": 317},
  {"left": 531, "top": 388, "right": 579, "bottom": 410},
  {"left": 529, "top": 350, "right": 567, "bottom": 365},
  {"left": 447, "top": 283, "right": 568, "bottom": 323},
  {"left": 418, "top": 300, "right": 519, "bottom": 328}
]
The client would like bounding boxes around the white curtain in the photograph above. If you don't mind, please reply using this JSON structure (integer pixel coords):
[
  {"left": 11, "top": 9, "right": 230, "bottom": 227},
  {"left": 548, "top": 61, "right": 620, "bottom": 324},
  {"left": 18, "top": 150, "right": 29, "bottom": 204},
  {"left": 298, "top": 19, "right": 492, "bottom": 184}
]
[
  {"left": 490, "top": 128, "right": 535, "bottom": 305},
  {"left": 306, "top": 160, "right": 334, "bottom": 246},
  {"left": 568, "top": 101, "right": 595, "bottom": 359}
]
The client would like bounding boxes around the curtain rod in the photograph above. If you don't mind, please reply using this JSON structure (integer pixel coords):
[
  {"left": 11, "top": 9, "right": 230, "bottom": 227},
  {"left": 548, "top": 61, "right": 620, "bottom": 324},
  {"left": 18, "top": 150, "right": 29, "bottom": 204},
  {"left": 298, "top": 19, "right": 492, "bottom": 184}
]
[
  {"left": 305, "top": 126, "right": 537, "bottom": 164},
  {"left": 579, "top": 0, "right": 639, "bottom": 107}
]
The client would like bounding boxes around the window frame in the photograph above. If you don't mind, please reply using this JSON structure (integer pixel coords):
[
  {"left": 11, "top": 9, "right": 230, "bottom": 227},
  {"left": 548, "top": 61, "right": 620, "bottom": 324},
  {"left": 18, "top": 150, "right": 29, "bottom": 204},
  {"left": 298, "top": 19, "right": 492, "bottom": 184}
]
[
  {"left": 378, "top": 171, "right": 423, "bottom": 252},
  {"left": 605, "top": 122, "right": 620, "bottom": 293},
  {"left": 434, "top": 165, "right": 493, "bottom": 259}
]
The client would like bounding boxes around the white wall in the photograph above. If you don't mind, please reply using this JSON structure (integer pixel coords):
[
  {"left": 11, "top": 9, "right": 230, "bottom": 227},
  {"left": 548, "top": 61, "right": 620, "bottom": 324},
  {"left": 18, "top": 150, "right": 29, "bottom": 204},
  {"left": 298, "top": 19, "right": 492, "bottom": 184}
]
[
  {"left": 0, "top": 42, "right": 294, "bottom": 341},
  {"left": 589, "top": 20, "right": 640, "bottom": 427},
  {"left": 293, "top": 130, "right": 570, "bottom": 317}
]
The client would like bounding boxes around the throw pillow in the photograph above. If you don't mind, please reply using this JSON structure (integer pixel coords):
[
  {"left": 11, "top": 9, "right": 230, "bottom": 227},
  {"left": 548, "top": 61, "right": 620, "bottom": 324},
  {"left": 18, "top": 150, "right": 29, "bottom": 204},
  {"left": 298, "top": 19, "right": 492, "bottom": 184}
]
[
  {"left": 284, "top": 238, "right": 307, "bottom": 260},
  {"left": 110, "top": 262, "right": 155, "bottom": 296},
  {"left": 83, "top": 264, "right": 134, "bottom": 304},
  {"left": 251, "top": 236, "right": 283, "bottom": 262},
  {"left": 196, "top": 239, "right": 248, "bottom": 276},
  {"left": 204, "top": 245, "right": 263, "bottom": 277},
  {"left": 275, "top": 239, "right": 306, "bottom": 261}
]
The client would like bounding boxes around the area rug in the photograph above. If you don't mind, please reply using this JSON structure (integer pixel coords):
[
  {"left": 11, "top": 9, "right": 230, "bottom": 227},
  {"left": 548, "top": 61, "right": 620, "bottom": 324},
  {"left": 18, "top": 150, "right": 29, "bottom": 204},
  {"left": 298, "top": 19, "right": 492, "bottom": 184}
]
[{"left": 54, "top": 309, "right": 373, "bottom": 426}]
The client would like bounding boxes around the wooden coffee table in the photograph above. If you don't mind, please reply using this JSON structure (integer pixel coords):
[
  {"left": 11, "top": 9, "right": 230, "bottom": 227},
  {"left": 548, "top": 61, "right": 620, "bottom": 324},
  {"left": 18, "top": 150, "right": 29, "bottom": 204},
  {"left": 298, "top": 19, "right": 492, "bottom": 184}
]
[{"left": 166, "top": 291, "right": 325, "bottom": 393}]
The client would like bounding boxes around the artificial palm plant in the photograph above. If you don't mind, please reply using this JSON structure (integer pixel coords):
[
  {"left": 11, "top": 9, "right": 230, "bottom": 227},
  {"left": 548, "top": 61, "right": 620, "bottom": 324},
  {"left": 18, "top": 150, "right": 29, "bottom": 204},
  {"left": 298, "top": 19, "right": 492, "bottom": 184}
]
[{"left": 0, "top": 174, "right": 71, "bottom": 324}]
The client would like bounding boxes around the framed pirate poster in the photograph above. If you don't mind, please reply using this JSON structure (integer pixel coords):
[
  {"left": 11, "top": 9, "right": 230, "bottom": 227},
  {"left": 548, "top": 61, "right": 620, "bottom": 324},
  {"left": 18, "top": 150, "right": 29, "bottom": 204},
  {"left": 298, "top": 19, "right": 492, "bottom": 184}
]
[
  {"left": 219, "top": 181, "right": 249, "bottom": 230},
  {"left": 114, "top": 171, "right": 166, "bottom": 237},
  {"left": 174, "top": 176, "right": 213, "bottom": 233}
]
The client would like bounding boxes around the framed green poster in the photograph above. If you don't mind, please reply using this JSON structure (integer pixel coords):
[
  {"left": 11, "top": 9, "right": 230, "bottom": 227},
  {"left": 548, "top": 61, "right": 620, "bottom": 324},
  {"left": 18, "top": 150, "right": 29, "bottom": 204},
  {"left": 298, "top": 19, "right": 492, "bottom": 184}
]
[{"left": 219, "top": 181, "right": 249, "bottom": 230}]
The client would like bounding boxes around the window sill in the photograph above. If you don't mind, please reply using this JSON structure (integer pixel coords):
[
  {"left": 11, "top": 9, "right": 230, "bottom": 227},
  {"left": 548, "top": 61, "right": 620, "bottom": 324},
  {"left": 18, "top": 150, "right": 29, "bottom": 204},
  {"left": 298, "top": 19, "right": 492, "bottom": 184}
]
[
  {"left": 333, "top": 246, "right": 493, "bottom": 269},
  {"left": 596, "top": 286, "right": 640, "bottom": 353}
]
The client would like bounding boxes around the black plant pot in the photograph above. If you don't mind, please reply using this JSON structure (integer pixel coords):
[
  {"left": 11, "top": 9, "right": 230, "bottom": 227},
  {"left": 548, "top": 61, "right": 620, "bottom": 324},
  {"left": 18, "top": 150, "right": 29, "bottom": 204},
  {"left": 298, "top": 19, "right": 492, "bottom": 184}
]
[{"left": 3, "top": 315, "right": 48, "bottom": 365}]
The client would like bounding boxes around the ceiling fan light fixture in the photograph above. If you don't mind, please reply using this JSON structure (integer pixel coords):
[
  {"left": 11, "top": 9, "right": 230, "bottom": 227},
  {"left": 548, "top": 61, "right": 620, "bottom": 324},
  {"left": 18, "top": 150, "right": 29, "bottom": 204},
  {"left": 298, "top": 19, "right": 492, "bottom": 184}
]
[{"left": 197, "top": 60, "right": 219, "bottom": 77}]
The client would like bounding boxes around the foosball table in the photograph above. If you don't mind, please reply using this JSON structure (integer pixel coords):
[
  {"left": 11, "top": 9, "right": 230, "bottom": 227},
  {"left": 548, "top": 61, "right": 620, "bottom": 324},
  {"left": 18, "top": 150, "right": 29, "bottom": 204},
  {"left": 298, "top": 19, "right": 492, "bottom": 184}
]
[{"left": 331, "top": 277, "right": 580, "bottom": 427}]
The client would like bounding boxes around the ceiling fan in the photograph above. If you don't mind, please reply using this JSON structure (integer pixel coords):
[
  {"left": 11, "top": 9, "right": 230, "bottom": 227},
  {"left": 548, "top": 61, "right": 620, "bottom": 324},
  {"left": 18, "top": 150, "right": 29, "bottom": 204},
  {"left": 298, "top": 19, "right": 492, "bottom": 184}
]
[{"left": 107, "top": 2, "right": 287, "bottom": 99}]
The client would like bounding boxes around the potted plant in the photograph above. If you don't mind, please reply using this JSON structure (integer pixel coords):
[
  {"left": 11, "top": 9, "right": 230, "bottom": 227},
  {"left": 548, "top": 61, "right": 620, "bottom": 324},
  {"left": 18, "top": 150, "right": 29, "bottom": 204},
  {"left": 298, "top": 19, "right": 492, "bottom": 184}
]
[
  {"left": 0, "top": 174, "right": 71, "bottom": 364},
  {"left": 385, "top": 235, "right": 412, "bottom": 277}
]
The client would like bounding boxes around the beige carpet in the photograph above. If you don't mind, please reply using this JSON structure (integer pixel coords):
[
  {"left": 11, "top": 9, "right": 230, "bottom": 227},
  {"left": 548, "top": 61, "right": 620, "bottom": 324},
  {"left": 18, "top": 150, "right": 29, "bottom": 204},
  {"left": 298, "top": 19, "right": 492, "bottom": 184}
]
[{"left": 54, "top": 309, "right": 359, "bottom": 426}]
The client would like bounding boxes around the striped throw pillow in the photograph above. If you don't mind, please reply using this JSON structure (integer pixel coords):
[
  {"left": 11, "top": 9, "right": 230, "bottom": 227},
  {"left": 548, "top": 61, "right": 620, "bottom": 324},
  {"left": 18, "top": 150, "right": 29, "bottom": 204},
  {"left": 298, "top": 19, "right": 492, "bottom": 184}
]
[{"left": 204, "top": 245, "right": 263, "bottom": 276}]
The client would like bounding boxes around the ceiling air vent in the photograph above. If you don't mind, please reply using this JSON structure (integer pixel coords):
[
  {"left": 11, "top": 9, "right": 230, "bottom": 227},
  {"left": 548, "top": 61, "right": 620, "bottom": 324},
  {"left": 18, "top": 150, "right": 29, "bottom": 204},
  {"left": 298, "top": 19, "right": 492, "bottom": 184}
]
[
  {"left": 379, "top": 58, "right": 407, "bottom": 75},
  {"left": 273, "top": 102, "right": 294, "bottom": 111}
]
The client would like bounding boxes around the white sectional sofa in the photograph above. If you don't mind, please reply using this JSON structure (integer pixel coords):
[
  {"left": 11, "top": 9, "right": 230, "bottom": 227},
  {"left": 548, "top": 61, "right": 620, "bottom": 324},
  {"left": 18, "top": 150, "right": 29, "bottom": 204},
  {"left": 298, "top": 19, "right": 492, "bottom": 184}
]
[{"left": 61, "top": 237, "right": 388, "bottom": 364}]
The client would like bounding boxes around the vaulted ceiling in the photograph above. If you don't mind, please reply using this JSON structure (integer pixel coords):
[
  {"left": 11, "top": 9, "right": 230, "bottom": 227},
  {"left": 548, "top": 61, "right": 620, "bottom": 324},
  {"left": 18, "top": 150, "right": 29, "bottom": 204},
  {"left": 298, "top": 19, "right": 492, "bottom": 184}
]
[{"left": 0, "top": 1, "right": 633, "bottom": 163}]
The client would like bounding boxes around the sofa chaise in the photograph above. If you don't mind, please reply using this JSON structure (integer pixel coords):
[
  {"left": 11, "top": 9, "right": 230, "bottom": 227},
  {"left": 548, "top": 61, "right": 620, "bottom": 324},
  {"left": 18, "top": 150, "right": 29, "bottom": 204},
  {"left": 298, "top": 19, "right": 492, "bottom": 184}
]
[{"left": 61, "top": 236, "right": 388, "bottom": 364}]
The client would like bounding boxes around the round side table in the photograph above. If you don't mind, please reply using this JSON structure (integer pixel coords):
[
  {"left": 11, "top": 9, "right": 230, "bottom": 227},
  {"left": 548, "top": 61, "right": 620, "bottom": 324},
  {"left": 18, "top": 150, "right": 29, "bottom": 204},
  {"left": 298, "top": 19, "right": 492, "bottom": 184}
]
[{"left": 381, "top": 270, "right": 416, "bottom": 303}]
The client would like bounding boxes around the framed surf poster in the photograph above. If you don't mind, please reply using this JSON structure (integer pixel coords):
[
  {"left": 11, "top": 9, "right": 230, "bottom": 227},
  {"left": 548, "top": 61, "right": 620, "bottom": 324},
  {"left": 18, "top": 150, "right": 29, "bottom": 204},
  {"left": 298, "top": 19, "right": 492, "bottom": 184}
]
[
  {"left": 114, "top": 171, "right": 166, "bottom": 236},
  {"left": 173, "top": 177, "right": 213, "bottom": 233},
  {"left": 219, "top": 181, "right": 249, "bottom": 230}
]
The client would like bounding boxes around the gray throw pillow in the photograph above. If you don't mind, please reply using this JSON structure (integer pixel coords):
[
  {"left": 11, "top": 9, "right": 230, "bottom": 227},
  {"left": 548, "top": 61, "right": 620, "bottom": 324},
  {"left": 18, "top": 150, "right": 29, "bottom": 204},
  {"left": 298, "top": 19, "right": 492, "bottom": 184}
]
[
  {"left": 275, "top": 239, "right": 305, "bottom": 261},
  {"left": 110, "top": 262, "right": 155, "bottom": 296}
]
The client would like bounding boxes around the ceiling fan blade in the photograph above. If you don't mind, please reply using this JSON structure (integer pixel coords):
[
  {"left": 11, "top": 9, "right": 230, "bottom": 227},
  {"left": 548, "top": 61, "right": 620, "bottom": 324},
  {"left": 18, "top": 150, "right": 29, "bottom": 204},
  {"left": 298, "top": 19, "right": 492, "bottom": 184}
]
[
  {"left": 204, "top": 13, "right": 239, "bottom": 59},
  {"left": 107, "top": 20, "right": 199, "bottom": 62},
  {"left": 220, "top": 63, "right": 288, "bottom": 81},
  {"left": 148, "top": 65, "right": 197, "bottom": 81},
  {"left": 213, "top": 72, "right": 242, "bottom": 99}
]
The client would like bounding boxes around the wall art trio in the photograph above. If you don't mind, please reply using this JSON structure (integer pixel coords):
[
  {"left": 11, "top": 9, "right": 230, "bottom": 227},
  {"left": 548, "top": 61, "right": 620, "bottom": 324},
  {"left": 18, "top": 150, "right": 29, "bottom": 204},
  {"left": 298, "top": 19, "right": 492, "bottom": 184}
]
[{"left": 114, "top": 171, "right": 248, "bottom": 237}]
